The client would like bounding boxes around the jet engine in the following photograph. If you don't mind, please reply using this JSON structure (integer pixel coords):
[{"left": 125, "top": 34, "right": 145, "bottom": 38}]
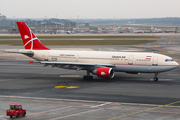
[{"left": 92, "top": 67, "right": 115, "bottom": 78}]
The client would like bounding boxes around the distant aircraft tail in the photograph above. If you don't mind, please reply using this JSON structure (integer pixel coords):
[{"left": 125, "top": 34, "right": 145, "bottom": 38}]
[{"left": 16, "top": 22, "right": 50, "bottom": 50}]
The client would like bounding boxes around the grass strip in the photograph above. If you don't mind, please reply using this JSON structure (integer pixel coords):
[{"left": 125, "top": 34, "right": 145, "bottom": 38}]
[
  {"left": 0, "top": 36, "right": 160, "bottom": 39},
  {"left": 0, "top": 40, "right": 156, "bottom": 45}
]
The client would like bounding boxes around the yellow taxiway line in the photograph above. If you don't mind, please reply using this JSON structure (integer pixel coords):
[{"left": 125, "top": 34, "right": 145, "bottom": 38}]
[
  {"left": 54, "top": 86, "right": 79, "bottom": 89},
  {"left": 108, "top": 100, "right": 180, "bottom": 120},
  {"left": 38, "top": 90, "right": 46, "bottom": 92},
  {"left": 168, "top": 41, "right": 171, "bottom": 44},
  {"left": 66, "top": 86, "right": 79, "bottom": 89},
  {"left": 54, "top": 86, "right": 67, "bottom": 88},
  {"left": 8, "top": 95, "right": 15, "bottom": 97}
]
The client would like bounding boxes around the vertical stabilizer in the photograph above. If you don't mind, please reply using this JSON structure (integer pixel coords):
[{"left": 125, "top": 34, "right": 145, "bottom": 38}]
[{"left": 17, "top": 22, "right": 50, "bottom": 50}]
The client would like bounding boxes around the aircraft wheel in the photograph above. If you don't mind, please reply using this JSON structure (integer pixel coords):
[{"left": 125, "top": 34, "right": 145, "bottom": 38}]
[
  {"left": 83, "top": 76, "right": 87, "bottom": 80},
  {"left": 83, "top": 76, "right": 93, "bottom": 80},
  {"left": 88, "top": 76, "right": 93, "bottom": 80},
  {"left": 153, "top": 77, "right": 158, "bottom": 81}
]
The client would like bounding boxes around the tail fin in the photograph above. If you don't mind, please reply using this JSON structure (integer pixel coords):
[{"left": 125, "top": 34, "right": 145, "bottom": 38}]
[{"left": 16, "top": 22, "right": 50, "bottom": 50}]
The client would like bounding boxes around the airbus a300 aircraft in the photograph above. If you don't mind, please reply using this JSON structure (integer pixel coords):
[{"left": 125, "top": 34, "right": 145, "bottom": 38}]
[{"left": 6, "top": 22, "right": 179, "bottom": 81}]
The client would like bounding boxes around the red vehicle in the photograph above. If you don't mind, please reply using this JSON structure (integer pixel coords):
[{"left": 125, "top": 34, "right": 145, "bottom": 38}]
[{"left": 6, "top": 104, "right": 26, "bottom": 118}]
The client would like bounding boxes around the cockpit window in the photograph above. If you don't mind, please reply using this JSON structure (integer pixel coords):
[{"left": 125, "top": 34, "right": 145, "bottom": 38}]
[{"left": 165, "top": 59, "right": 174, "bottom": 62}]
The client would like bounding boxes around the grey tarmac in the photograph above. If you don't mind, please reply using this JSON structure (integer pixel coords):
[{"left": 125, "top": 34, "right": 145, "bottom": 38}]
[
  {"left": 0, "top": 37, "right": 180, "bottom": 120},
  {"left": 0, "top": 97, "right": 180, "bottom": 120}
]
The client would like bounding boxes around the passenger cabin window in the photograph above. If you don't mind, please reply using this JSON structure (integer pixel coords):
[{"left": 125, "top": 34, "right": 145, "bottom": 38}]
[{"left": 165, "top": 59, "right": 174, "bottom": 62}]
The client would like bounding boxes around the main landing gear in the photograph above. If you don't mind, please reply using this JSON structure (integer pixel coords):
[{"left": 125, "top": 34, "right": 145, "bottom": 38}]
[
  {"left": 83, "top": 70, "right": 93, "bottom": 80},
  {"left": 153, "top": 72, "right": 159, "bottom": 81}
]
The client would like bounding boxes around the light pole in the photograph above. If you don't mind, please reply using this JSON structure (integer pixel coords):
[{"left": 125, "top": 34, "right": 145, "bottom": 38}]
[
  {"left": 98, "top": 18, "right": 99, "bottom": 33},
  {"left": 114, "top": 17, "right": 116, "bottom": 32},
  {"left": 13, "top": 16, "right": 15, "bottom": 28},
  {"left": 45, "top": 16, "right": 47, "bottom": 28},
  {"left": 56, "top": 14, "right": 57, "bottom": 28},
  {"left": 77, "top": 15, "right": 79, "bottom": 28}
]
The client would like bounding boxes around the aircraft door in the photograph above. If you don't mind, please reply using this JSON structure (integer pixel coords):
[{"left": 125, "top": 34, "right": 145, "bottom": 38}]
[
  {"left": 152, "top": 56, "right": 158, "bottom": 66},
  {"left": 128, "top": 55, "right": 134, "bottom": 65},
  {"left": 75, "top": 55, "right": 79, "bottom": 62},
  {"left": 44, "top": 52, "right": 49, "bottom": 61}
]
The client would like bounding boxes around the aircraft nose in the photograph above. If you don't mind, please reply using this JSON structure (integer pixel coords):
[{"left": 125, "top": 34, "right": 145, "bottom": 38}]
[
  {"left": 175, "top": 61, "right": 179, "bottom": 66},
  {"left": 173, "top": 61, "right": 179, "bottom": 69}
]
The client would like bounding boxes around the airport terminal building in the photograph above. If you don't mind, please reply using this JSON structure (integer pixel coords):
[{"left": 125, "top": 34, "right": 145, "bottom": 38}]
[{"left": 0, "top": 13, "right": 10, "bottom": 27}]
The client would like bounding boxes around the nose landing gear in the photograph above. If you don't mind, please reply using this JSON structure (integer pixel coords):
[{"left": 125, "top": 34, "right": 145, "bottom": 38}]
[{"left": 153, "top": 72, "right": 159, "bottom": 81}]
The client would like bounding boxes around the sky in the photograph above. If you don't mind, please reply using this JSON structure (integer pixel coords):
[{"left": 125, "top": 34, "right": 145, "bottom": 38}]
[{"left": 0, "top": 0, "right": 180, "bottom": 19}]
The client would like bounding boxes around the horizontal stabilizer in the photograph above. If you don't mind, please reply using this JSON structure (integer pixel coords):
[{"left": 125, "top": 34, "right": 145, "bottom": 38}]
[{"left": 2, "top": 49, "right": 34, "bottom": 56}]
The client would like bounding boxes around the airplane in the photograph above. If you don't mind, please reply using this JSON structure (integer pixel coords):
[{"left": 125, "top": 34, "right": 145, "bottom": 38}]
[{"left": 4, "top": 22, "right": 179, "bottom": 81}]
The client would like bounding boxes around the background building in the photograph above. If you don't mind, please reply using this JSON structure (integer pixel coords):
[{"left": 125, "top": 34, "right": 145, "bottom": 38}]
[
  {"left": 0, "top": 13, "right": 10, "bottom": 27},
  {"left": 0, "top": 13, "right": 6, "bottom": 20}
]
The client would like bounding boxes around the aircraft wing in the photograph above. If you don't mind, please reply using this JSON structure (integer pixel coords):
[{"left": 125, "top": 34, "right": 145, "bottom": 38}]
[{"left": 32, "top": 61, "right": 115, "bottom": 71}]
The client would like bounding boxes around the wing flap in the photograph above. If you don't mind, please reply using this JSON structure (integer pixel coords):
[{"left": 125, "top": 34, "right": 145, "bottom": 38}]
[
  {"left": 28, "top": 61, "right": 115, "bottom": 70},
  {"left": 40, "top": 61, "right": 115, "bottom": 67}
]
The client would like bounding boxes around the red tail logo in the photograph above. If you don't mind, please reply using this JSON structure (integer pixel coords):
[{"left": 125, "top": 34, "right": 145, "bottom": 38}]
[{"left": 17, "top": 22, "right": 50, "bottom": 50}]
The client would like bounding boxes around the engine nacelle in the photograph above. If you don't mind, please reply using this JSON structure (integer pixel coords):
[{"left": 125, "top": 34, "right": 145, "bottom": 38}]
[{"left": 92, "top": 67, "right": 115, "bottom": 78}]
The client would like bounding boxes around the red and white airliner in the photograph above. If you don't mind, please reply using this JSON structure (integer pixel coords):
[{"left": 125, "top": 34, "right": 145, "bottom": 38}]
[{"left": 5, "top": 22, "right": 179, "bottom": 81}]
